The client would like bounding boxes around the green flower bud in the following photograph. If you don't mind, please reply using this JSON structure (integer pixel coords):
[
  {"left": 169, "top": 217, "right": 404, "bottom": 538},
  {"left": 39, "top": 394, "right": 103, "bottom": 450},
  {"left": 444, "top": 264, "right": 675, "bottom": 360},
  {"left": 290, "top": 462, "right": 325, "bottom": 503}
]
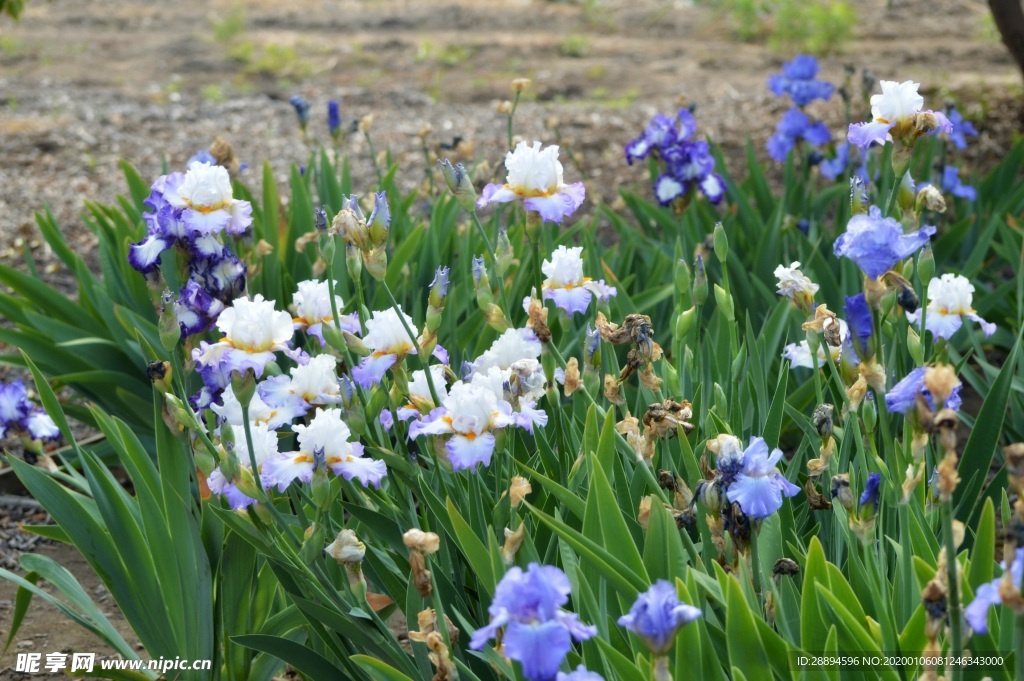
[
  {"left": 907, "top": 326, "right": 924, "bottom": 365},
  {"left": 713, "top": 222, "right": 729, "bottom": 264},
  {"left": 675, "top": 306, "right": 696, "bottom": 342},
  {"left": 917, "top": 242, "right": 935, "bottom": 285},
  {"left": 692, "top": 254, "right": 707, "bottom": 306},
  {"left": 713, "top": 284, "right": 734, "bottom": 322},
  {"left": 675, "top": 258, "right": 691, "bottom": 299},
  {"left": 861, "top": 397, "right": 877, "bottom": 434}
]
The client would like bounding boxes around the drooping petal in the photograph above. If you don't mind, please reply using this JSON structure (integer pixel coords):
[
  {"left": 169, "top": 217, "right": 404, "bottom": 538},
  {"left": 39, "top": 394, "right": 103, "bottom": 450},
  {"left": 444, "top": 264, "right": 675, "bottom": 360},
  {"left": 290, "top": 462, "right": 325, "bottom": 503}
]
[
  {"left": 351, "top": 353, "right": 398, "bottom": 389},
  {"left": 964, "top": 580, "right": 1001, "bottom": 634},
  {"left": 446, "top": 432, "right": 497, "bottom": 471},
  {"left": 847, "top": 121, "right": 893, "bottom": 150},
  {"left": 503, "top": 620, "right": 573, "bottom": 681}
]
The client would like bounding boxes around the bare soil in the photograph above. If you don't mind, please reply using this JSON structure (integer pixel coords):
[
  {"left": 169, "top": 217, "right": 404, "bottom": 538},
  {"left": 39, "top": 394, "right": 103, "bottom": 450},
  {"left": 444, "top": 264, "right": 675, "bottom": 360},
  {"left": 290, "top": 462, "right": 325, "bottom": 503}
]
[{"left": 0, "top": 0, "right": 1020, "bottom": 675}]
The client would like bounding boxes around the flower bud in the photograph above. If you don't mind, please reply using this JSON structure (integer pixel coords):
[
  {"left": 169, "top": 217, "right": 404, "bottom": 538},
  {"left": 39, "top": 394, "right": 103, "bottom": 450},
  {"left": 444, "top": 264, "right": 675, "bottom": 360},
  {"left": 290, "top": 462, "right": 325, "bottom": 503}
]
[
  {"left": 675, "top": 306, "right": 696, "bottom": 342},
  {"left": 850, "top": 176, "right": 867, "bottom": 215},
  {"left": 511, "top": 78, "right": 531, "bottom": 92},
  {"left": 812, "top": 403, "right": 834, "bottom": 441},
  {"left": 861, "top": 395, "right": 877, "bottom": 433},
  {"left": 897, "top": 171, "right": 916, "bottom": 213},
  {"left": 692, "top": 254, "right": 707, "bottom": 305},
  {"left": 437, "top": 158, "right": 477, "bottom": 212},
  {"left": 713, "top": 222, "right": 729, "bottom": 264},
  {"left": 907, "top": 326, "right": 924, "bottom": 365},
  {"left": 917, "top": 242, "right": 935, "bottom": 285},
  {"left": 713, "top": 284, "right": 734, "bottom": 321},
  {"left": 675, "top": 259, "right": 691, "bottom": 298}
]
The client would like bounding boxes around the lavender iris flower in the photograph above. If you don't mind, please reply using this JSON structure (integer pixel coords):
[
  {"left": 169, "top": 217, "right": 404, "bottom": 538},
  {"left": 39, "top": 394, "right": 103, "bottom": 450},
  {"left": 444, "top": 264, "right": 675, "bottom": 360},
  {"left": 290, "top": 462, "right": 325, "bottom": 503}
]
[
  {"left": 943, "top": 107, "right": 978, "bottom": 150},
  {"left": 618, "top": 580, "right": 702, "bottom": 655},
  {"left": 884, "top": 367, "right": 962, "bottom": 414},
  {"left": 833, "top": 206, "right": 935, "bottom": 279},
  {"left": 965, "top": 547, "right": 1023, "bottom": 633},
  {"left": 725, "top": 437, "right": 801, "bottom": 519},
  {"left": 471, "top": 563, "right": 596, "bottom": 681},
  {"left": 941, "top": 166, "right": 976, "bottom": 201}
]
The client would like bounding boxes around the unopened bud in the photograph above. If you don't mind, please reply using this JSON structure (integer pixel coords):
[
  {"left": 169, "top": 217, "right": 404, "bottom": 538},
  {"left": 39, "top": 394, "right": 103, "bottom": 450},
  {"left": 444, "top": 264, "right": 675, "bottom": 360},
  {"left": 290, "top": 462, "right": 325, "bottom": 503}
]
[
  {"left": 713, "top": 284, "right": 734, "bottom": 321},
  {"left": 692, "top": 254, "right": 707, "bottom": 305},
  {"left": 713, "top": 222, "right": 729, "bottom": 263},
  {"left": 437, "top": 158, "right": 477, "bottom": 212}
]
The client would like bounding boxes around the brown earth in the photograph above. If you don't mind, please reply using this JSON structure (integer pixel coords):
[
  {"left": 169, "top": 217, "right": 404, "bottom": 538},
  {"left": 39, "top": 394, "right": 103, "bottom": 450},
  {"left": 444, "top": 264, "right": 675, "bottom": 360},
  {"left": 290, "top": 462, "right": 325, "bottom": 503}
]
[{"left": 0, "top": 0, "right": 1021, "bottom": 676}]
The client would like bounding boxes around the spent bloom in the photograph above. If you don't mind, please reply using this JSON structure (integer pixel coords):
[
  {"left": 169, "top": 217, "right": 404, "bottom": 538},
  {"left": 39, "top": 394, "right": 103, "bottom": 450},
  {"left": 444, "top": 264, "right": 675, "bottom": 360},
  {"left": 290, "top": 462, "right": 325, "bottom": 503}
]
[
  {"left": 782, "top": 319, "right": 848, "bottom": 369},
  {"left": 351, "top": 307, "right": 420, "bottom": 388},
  {"left": 192, "top": 295, "right": 294, "bottom": 378},
  {"left": 470, "top": 563, "right": 596, "bottom": 681},
  {"left": 773, "top": 261, "right": 818, "bottom": 310},
  {"left": 290, "top": 279, "right": 361, "bottom": 346},
  {"left": 885, "top": 366, "right": 963, "bottom": 414},
  {"left": 617, "top": 580, "right": 702, "bottom": 655},
  {"left": 0, "top": 379, "right": 60, "bottom": 442},
  {"left": 848, "top": 80, "right": 952, "bottom": 150},
  {"left": 477, "top": 141, "right": 585, "bottom": 224},
  {"left": 263, "top": 408, "right": 385, "bottom": 490},
  {"left": 725, "top": 437, "right": 801, "bottom": 519},
  {"left": 625, "top": 108, "right": 724, "bottom": 205},
  {"left": 537, "top": 246, "right": 616, "bottom": 316},
  {"left": 965, "top": 547, "right": 1023, "bottom": 633},
  {"left": 906, "top": 273, "right": 996, "bottom": 341},
  {"left": 833, "top": 206, "right": 935, "bottom": 279},
  {"left": 767, "top": 55, "right": 834, "bottom": 107}
]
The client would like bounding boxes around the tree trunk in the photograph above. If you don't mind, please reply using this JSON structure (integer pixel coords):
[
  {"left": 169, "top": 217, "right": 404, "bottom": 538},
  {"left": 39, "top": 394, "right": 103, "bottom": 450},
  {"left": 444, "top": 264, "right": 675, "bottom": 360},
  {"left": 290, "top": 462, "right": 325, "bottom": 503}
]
[{"left": 989, "top": 0, "right": 1024, "bottom": 83}]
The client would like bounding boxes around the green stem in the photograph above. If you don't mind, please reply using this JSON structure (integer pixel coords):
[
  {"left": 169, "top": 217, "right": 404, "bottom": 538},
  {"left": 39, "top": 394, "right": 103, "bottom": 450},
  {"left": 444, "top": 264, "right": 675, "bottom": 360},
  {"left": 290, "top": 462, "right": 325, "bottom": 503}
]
[
  {"left": 750, "top": 525, "right": 763, "bottom": 600},
  {"left": 380, "top": 280, "right": 442, "bottom": 408},
  {"left": 506, "top": 91, "right": 522, "bottom": 150},
  {"left": 469, "top": 211, "right": 512, "bottom": 322},
  {"left": 940, "top": 498, "right": 963, "bottom": 681}
]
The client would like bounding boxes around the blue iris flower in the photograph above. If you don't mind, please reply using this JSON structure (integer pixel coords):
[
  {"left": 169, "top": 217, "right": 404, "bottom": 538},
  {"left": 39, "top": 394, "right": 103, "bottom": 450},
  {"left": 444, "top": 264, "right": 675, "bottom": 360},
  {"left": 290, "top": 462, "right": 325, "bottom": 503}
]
[
  {"left": 884, "top": 367, "right": 963, "bottom": 414},
  {"left": 767, "top": 108, "right": 832, "bottom": 161},
  {"left": 833, "top": 206, "right": 935, "bottom": 279},
  {"left": 618, "top": 580, "right": 702, "bottom": 655},
  {"left": 767, "top": 55, "right": 835, "bottom": 107}
]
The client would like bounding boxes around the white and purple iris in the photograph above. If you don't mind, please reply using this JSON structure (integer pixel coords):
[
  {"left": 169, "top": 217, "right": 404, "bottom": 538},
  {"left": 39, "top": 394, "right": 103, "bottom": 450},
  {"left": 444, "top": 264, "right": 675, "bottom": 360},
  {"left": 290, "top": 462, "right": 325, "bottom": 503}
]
[
  {"left": 847, "top": 80, "right": 952, "bottom": 150},
  {"left": 262, "top": 407, "right": 386, "bottom": 490},
  {"left": 884, "top": 366, "right": 963, "bottom": 414},
  {"left": 207, "top": 422, "right": 280, "bottom": 510},
  {"left": 192, "top": 294, "right": 295, "bottom": 379},
  {"left": 724, "top": 437, "right": 801, "bottom": 519},
  {"left": 210, "top": 384, "right": 303, "bottom": 430},
  {"left": 625, "top": 108, "right": 725, "bottom": 206},
  {"left": 396, "top": 365, "right": 449, "bottom": 424},
  {"left": 470, "top": 563, "right": 596, "bottom": 681},
  {"left": 408, "top": 375, "right": 539, "bottom": 471},
  {"left": 258, "top": 353, "right": 344, "bottom": 418},
  {"left": 534, "top": 246, "right": 616, "bottom": 317},
  {"left": 618, "top": 580, "right": 702, "bottom": 656},
  {"left": 470, "top": 327, "right": 547, "bottom": 406},
  {"left": 291, "top": 279, "right": 361, "bottom": 346},
  {"left": 906, "top": 273, "right": 996, "bottom": 341},
  {"left": 351, "top": 307, "right": 420, "bottom": 389},
  {"left": 833, "top": 206, "right": 935, "bottom": 279},
  {"left": 965, "top": 547, "right": 1023, "bottom": 634},
  {"left": 0, "top": 379, "right": 60, "bottom": 442},
  {"left": 477, "top": 141, "right": 586, "bottom": 224}
]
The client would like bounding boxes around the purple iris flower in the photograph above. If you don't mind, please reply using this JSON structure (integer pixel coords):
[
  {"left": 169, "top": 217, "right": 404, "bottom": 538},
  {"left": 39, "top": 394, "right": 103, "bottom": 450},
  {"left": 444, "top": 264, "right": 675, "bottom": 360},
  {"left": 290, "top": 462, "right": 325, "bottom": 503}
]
[
  {"left": 187, "top": 149, "right": 216, "bottom": 167},
  {"left": 943, "top": 107, "right": 978, "bottom": 150},
  {"left": 471, "top": 563, "right": 596, "bottom": 681},
  {"left": 859, "top": 472, "right": 881, "bottom": 510},
  {"left": 965, "top": 547, "right": 1023, "bottom": 633},
  {"left": 767, "top": 55, "right": 835, "bottom": 107},
  {"left": 289, "top": 96, "right": 311, "bottom": 128},
  {"left": 767, "top": 108, "right": 832, "bottom": 161},
  {"left": 0, "top": 379, "right": 60, "bottom": 442},
  {"left": 941, "top": 166, "right": 976, "bottom": 201},
  {"left": 844, "top": 293, "right": 873, "bottom": 359},
  {"left": 884, "top": 367, "right": 963, "bottom": 414},
  {"left": 819, "top": 143, "right": 850, "bottom": 181},
  {"left": 327, "top": 100, "right": 341, "bottom": 137},
  {"left": 626, "top": 108, "right": 724, "bottom": 205},
  {"left": 618, "top": 580, "right": 702, "bottom": 655},
  {"left": 725, "top": 437, "right": 801, "bottom": 519},
  {"left": 833, "top": 206, "right": 935, "bottom": 279}
]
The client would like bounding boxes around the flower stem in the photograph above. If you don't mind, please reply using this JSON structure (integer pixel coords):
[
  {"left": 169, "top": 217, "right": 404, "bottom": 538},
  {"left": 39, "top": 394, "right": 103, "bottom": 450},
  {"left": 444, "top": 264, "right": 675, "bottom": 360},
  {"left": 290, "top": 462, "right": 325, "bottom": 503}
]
[
  {"left": 469, "top": 211, "right": 512, "bottom": 323},
  {"left": 940, "top": 498, "right": 963, "bottom": 681},
  {"left": 653, "top": 655, "right": 672, "bottom": 681},
  {"left": 749, "top": 524, "right": 763, "bottom": 599}
]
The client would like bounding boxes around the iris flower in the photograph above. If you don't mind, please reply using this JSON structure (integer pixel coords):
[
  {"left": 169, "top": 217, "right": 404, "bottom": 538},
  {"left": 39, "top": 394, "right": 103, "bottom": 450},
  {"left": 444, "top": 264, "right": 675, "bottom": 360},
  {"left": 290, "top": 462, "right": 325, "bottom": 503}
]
[{"left": 477, "top": 141, "right": 586, "bottom": 224}]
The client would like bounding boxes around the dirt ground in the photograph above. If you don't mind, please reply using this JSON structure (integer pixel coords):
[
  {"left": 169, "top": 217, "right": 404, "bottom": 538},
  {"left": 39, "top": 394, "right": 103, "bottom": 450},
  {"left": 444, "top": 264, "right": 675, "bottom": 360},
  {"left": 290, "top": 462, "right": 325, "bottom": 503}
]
[{"left": 0, "top": 0, "right": 1020, "bottom": 676}]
